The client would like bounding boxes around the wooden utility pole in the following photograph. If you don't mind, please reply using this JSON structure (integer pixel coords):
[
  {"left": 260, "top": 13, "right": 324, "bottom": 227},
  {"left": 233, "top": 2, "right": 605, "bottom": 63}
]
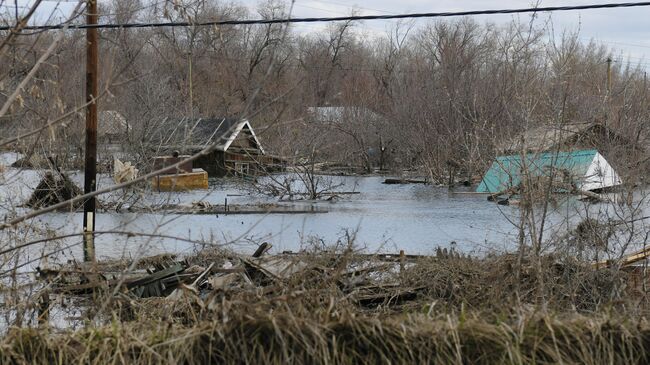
[{"left": 83, "top": 0, "right": 98, "bottom": 262}]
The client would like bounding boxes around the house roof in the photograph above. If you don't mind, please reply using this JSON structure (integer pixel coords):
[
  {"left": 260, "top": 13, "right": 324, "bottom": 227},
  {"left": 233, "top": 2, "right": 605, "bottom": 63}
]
[
  {"left": 152, "top": 117, "right": 264, "bottom": 154},
  {"left": 98, "top": 110, "right": 130, "bottom": 137},
  {"left": 476, "top": 149, "right": 621, "bottom": 193},
  {"left": 500, "top": 122, "right": 613, "bottom": 153}
]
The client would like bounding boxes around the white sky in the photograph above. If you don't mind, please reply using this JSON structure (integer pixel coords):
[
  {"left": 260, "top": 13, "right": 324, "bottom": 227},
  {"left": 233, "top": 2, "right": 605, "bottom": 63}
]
[
  {"left": 261, "top": 0, "right": 650, "bottom": 71},
  {"left": 2, "top": 0, "right": 649, "bottom": 69}
]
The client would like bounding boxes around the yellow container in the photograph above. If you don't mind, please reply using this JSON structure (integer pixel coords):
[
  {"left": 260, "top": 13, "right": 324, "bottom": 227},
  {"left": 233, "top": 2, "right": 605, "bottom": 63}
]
[{"left": 151, "top": 168, "right": 208, "bottom": 191}]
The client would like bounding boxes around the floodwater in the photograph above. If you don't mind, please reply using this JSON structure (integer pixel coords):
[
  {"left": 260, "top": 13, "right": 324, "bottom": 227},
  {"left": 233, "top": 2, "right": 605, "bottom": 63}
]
[{"left": 1, "top": 152, "right": 648, "bottom": 269}]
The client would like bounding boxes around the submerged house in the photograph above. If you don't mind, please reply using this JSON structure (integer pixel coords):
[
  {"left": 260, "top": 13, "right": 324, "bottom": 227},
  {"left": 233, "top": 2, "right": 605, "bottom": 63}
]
[
  {"left": 477, "top": 120, "right": 638, "bottom": 195},
  {"left": 477, "top": 149, "right": 622, "bottom": 193},
  {"left": 99, "top": 110, "right": 131, "bottom": 144},
  {"left": 98, "top": 110, "right": 132, "bottom": 164},
  {"left": 152, "top": 117, "right": 281, "bottom": 177}
]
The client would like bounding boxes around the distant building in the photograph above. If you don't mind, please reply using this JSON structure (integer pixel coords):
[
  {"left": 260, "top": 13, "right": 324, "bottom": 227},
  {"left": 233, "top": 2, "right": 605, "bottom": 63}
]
[
  {"left": 98, "top": 110, "right": 130, "bottom": 144},
  {"left": 96, "top": 111, "right": 132, "bottom": 166},
  {"left": 479, "top": 121, "right": 635, "bottom": 194},
  {"left": 477, "top": 149, "right": 622, "bottom": 193},
  {"left": 151, "top": 117, "right": 282, "bottom": 177}
]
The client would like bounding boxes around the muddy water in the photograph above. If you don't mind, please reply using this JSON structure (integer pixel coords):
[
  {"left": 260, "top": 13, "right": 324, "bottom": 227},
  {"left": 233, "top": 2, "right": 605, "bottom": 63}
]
[{"left": 1, "top": 152, "right": 646, "bottom": 268}]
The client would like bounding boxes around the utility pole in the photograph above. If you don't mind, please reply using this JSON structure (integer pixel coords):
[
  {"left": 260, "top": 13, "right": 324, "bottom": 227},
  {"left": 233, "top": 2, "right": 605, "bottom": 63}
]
[{"left": 83, "top": 0, "right": 98, "bottom": 262}]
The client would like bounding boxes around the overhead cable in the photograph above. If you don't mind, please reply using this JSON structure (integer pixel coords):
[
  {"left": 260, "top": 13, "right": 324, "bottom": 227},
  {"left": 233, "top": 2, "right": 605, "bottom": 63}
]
[{"left": 0, "top": 2, "right": 649, "bottom": 31}]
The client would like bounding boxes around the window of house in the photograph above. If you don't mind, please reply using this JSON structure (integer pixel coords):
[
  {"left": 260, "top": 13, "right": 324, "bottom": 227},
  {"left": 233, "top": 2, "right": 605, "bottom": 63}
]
[{"left": 235, "top": 162, "right": 249, "bottom": 176}]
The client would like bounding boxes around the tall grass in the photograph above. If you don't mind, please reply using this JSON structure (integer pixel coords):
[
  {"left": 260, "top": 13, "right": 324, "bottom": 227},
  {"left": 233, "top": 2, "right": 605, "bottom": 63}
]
[{"left": 1, "top": 310, "right": 648, "bottom": 364}]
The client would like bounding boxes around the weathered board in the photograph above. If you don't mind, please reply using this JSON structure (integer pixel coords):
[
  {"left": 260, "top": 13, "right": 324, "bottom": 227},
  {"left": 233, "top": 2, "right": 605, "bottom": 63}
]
[{"left": 151, "top": 168, "right": 208, "bottom": 191}]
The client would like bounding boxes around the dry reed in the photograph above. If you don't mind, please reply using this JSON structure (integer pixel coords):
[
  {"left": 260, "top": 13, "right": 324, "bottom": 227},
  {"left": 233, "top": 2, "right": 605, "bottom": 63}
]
[{"left": 1, "top": 310, "right": 649, "bottom": 364}]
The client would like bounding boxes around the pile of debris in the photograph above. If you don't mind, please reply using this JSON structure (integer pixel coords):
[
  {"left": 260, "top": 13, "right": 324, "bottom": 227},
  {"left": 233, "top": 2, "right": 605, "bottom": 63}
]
[
  {"left": 33, "top": 244, "right": 642, "bottom": 326},
  {"left": 39, "top": 244, "right": 428, "bottom": 315},
  {"left": 113, "top": 159, "right": 139, "bottom": 183}
]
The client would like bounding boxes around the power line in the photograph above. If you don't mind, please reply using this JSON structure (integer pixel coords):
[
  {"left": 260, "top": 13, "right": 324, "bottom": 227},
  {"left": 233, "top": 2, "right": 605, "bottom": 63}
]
[
  {"left": 1, "top": 1, "right": 650, "bottom": 31},
  {"left": 580, "top": 36, "right": 649, "bottom": 48},
  {"left": 593, "top": 38, "right": 650, "bottom": 49}
]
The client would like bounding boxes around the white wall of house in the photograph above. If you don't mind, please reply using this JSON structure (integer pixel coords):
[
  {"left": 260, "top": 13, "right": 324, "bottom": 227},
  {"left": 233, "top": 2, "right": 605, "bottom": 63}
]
[{"left": 582, "top": 152, "right": 622, "bottom": 191}]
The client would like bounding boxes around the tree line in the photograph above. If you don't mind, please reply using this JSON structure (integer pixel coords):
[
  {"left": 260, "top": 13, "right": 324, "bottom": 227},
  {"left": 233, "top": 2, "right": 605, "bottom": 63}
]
[{"left": 1, "top": 0, "right": 649, "bottom": 182}]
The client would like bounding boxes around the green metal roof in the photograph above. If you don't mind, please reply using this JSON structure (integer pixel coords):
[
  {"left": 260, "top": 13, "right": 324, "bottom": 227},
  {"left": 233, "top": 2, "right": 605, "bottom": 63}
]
[{"left": 476, "top": 149, "right": 598, "bottom": 193}]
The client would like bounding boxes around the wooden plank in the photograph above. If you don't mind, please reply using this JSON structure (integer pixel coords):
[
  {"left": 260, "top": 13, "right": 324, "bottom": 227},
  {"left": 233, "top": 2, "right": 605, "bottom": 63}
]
[
  {"left": 151, "top": 169, "right": 208, "bottom": 191},
  {"left": 593, "top": 246, "right": 650, "bottom": 269},
  {"left": 383, "top": 178, "right": 428, "bottom": 185},
  {"left": 126, "top": 263, "right": 185, "bottom": 289},
  {"left": 55, "top": 278, "right": 135, "bottom": 294}
]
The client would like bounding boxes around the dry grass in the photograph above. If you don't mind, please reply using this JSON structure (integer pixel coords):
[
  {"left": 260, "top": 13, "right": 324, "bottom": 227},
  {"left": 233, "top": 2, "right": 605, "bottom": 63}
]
[
  {"left": 399, "top": 254, "right": 630, "bottom": 312},
  {"left": 1, "top": 310, "right": 649, "bottom": 364}
]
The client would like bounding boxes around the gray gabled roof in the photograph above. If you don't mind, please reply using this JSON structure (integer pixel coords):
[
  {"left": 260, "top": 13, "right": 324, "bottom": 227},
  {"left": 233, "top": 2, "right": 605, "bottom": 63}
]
[
  {"left": 150, "top": 117, "right": 264, "bottom": 154},
  {"left": 98, "top": 110, "right": 130, "bottom": 137}
]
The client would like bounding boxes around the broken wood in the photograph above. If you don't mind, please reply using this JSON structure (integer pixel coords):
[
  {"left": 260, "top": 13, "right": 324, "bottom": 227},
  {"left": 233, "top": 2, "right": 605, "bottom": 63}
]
[
  {"left": 191, "top": 263, "right": 215, "bottom": 287},
  {"left": 242, "top": 258, "right": 281, "bottom": 286},
  {"left": 207, "top": 273, "right": 240, "bottom": 290},
  {"left": 56, "top": 279, "right": 114, "bottom": 295},
  {"left": 44, "top": 247, "right": 435, "bottom": 312},
  {"left": 487, "top": 188, "right": 516, "bottom": 202},
  {"left": 127, "top": 263, "right": 186, "bottom": 298},
  {"left": 383, "top": 178, "right": 428, "bottom": 185},
  {"left": 252, "top": 242, "right": 271, "bottom": 258},
  {"left": 593, "top": 245, "right": 650, "bottom": 269}
]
